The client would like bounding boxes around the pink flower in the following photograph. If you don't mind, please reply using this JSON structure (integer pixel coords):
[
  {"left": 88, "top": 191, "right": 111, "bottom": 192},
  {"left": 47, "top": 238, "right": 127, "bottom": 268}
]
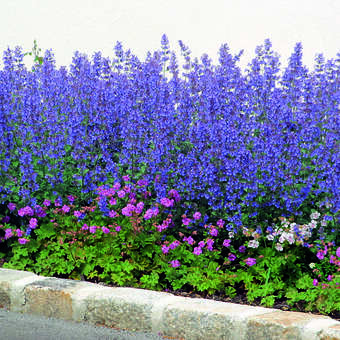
[
  {"left": 216, "top": 219, "right": 225, "bottom": 228},
  {"left": 109, "top": 197, "right": 117, "bottom": 205},
  {"left": 67, "top": 195, "right": 75, "bottom": 203},
  {"left": 152, "top": 206, "right": 159, "bottom": 217},
  {"left": 160, "top": 197, "right": 174, "bottom": 208},
  {"left": 54, "top": 198, "right": 62, "bottom": 207},
  {"left": 313, "top": 279, "right": 318, "bottom": 286},
  {"left": 239, "top": 245, "right": 246, "bottom": 253},
  {"left": 62, "top": 205, "right": 70, "bottom": 213},
  {"left": 7, "top": 203, "right": 16, "bottom": 211},
  {"left": 89, "top": 225, "right": 97, "bottom": 233},
  {"left": 74, "top": 211, "right": 82, "bottom": 218},
  {"left": 170, "top": 260, "right": 181, "bottom": 268},
  {"left": 156, "top": 224, "right": 168, "bottom": 232},
  {"left": 223, "top": 239, "right": 231, "bottom": 247},
  {"left": 228, "top": 253, "right": 236, "bottom": 261},
  {"left": 29, "top": 218, "right": 38, "bottom": 229},
  {"left": 81, "top": 224, "right": 89, "bottom": 231},
  {"left": 18, "top": 206, "right": 34, "bottom": 217},
  {"left": 16, "top": 229, "right": 24, "bottom": 237},
  {"left": 182, "top": 217, "right": 191, "bottom": 226},
  {"left": 113, "top": 182, "right": 121, "bottom": 190},
  {"left": 245, "top": 258, "right": 257, "bottom": 266},
  {"left": 115, "top": 226, "right": 121, "bottom": 232},
  {"left": 122, "top": 204, "right": 135, "bottom": 217},
  {"left": 135, "top": 202, "right": 144, "bottom": 214},
  {"left": 169, "top": 240, "right": 181, "bottom": 250},
  {"left": 193, "top": 247, "right": 202, "bottom": 255},
  {"left": 206, "top": 238, "right": 214, "bottom": 251},
  {"left": 144, "top": 209, "right": 154, "bottom": 220},
  {"left": 336, "top": 247, "right": 340, "bottom": 258},
  {"left": 210, "top": 228, "right": 218, "bottom": 237},
  {"left": 109, "top": 210, "right": 118, "bottom": 218},
  {"left": 61, "top": 205, "right": 70, "bottom": 213},
  {"left": 193, "top": 212, "right": 201, "bottom": 220},
  {"left": 102, "top": 226, "right": 110, "bottom": 234},
  {"left": 168, "top": 189, "right": 181, "bottom": 202},
  {"left": 198, "top": 241, "right": 205, "bottom": 248},
  {"left": 4, "top": 228, "right": 13, "bottom": 239},
  {"left": 18, "top": 238, "right": 29, "bottom": 245},
  {"left": 117, "top": 190, "right": 126, "bottom": 198},
  {"left": 316, "top": 251, "right": 325, "bottom": 260},
  {"left": 185, "top": 236, "right": 195, "bottom": 245},
  {"left": 122, "top": 175, "right": 130, "bottom": 181},
  {"left": 43, "top": 199, "right": 51, "bottom": 207},
  {"left": 137, "top": 179, "right": 148, "bottom": 187},
  {"left": 144, "top": 207, "right": 159, "bottom": 219},
  {"left": 162, "top": 245, "right": 170, "bottom": 254}
]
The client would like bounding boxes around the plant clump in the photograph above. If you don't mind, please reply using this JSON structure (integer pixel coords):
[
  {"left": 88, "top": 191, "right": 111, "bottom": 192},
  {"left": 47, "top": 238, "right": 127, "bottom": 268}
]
[{"left": 0, "top": 36, "right": 339, "bottom": 318}]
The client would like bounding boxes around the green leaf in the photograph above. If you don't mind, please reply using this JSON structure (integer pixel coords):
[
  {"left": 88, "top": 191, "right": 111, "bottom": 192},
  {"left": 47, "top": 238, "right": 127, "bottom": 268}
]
[{"left": 34, "top": 223, "right": 56, "bottom": 239}]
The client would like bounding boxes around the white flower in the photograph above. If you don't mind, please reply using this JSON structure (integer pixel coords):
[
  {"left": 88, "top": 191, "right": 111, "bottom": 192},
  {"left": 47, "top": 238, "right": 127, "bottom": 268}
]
[
  {"left": 286, "top": 233, "right": 295, "bottom": 244},
  {"left": 278, "top": 231, "right": 295, "bottom": 244},
  {"left": 248, "top": 240, "right": 259, "bottom": 249},
  {"left": 289, "top": 222, "right": 297, "bottom": 231},
  {"left": 267, "top": 234, "right": 274, "bottom": 241},
  {"left": 275, "top": 243, "right": 283, "bottom": 251},
  {"left": 309, "top": 220, "right": 317, "bottom": 229},
  {"left": 309, "top": 263, "right": 316, "bottom": 269},
  {"left": 310, "top": 212, "right": 320, "bottom": 220},
  {"left": 321, "top": 220, "right": 327, "bottom": 227},
  {"left": 229, "top": 231, "right": 234, "bottom": 238}
]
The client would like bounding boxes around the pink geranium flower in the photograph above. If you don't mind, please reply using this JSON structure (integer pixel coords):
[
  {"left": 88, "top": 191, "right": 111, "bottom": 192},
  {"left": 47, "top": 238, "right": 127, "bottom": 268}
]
[{"left": 244, "top": 258, "right": 256, "bottom": 266}]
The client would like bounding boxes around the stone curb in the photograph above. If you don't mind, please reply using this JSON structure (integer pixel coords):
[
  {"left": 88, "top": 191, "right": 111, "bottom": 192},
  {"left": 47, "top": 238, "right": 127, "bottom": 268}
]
[{"left": 0, "top": 268, "right": 339, "bottom": 340}]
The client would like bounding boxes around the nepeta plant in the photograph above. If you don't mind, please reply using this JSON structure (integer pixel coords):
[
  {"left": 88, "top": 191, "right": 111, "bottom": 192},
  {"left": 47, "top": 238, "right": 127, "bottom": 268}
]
[{"left": 0, "top": 36, "right": 339, "bottom": 233}]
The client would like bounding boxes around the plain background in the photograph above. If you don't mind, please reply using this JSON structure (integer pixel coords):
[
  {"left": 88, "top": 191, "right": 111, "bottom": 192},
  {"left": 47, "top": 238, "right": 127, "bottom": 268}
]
[{"left": 0, "top": 0, "right": 339, "bottom": 71}]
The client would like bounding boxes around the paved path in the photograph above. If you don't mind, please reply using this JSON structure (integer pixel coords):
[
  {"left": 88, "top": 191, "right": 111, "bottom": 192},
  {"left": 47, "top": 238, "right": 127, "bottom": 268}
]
[{"left": 0, "top": 309, "right": 165, "bottom": 340}]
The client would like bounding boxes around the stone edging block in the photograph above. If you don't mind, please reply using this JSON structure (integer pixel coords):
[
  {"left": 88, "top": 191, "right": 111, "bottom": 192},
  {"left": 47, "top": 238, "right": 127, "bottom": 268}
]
[{"left": 0, "top": 268, "right": 339, "bottom": 340}]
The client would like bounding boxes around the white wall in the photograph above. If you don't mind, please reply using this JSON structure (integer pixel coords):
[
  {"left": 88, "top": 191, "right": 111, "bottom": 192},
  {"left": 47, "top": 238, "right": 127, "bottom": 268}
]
[{"left": 0, "top": 0, "right": 339, "bottom": 71}]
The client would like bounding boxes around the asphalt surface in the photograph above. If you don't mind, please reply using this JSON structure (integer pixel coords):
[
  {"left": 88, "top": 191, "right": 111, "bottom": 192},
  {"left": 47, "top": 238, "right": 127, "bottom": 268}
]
[{"left": 0, "top": 309, "right": 166, "bottom": 340}]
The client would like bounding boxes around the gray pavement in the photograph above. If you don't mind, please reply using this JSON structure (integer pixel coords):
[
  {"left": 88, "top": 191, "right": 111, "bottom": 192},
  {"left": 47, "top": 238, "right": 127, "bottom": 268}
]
[{"left": 0, "top": 309, "right": 165, "bottom": 340}]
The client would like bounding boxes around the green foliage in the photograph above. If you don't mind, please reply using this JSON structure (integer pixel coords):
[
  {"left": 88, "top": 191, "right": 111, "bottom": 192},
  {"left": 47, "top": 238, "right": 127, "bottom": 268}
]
[{"left": 0, "top": 181, "right": 339, "bottom": 318}]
